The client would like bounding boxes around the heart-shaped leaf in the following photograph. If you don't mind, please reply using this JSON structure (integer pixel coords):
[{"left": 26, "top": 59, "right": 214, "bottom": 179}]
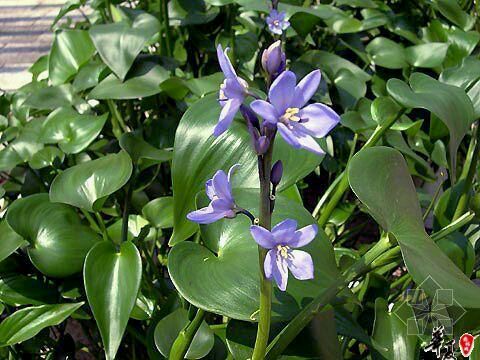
[
  {"left": 6, "top": 194, "right": 101, "bottom": 277},
  {"left": 154, "top": 308, "right": 214, "bottom": 359},
  {"left": 366, "top": 37, "right": 407, "bottom": 69},
  {"left": 171, "top": 94, "right": 323, "bottom": 245},
  {"left": 48, "top": 29, "right": 95, "bottom": 86},
  {"left": 40, "top": 107, "right": 107, "bottom": 154},
  {"left": 387, "top": 72, "right": 475, "bottom": 175},
  {"left": 119, "top": 132, "right": 172, "bottom": 165},
  {"left": 29, "top": 146, "right": 65, "bottom": 169},
  {"left": 89, "top": 13, "right": 160, "bottom": 80},
  {"left": 0, "top": 302, "right": 83, "bottom": 346},
  {"left": 168, "top": 189, "right": 340, "bottom": 321},
  {"left": 405, "top": 43, "right": 449, "bottom": 68},
  {"left": 142, "top": 197, "right": 174, "bottom": 229},
  {"left": 0, "top": 221, "right": 26, "bottom": 263},
  {"left": 49, "top": 150, "right": 133, "bottom": 212},
  {"left": 88, "top": 61, "right": 169, "bottom": 100},
  {"left": 84, "top": 241, "right": 142, "bottom": 360},
  {"left": 348, "top": 147, "right": 480, "bottom": 309},
  {"left": 0, "top": 274, "right": 57, "bottom": 306}
]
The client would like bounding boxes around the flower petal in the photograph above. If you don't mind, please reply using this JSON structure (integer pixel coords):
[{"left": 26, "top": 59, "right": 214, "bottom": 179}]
[
  {"left": 250, "top": 225, "right": 276, "bottom": 249},
  {"left": 223, "top": 78, "right": 245, "bottom": 100},
  {"left": 187, "top": 206, "right": 227, "bottom": 224},
  {"left": 212, "top": 170, "right": 233, "bottom": 203},
  {"left": 288, "top": 250, "right": 314, "bottom": 280},
  {"left": 264, "top": 248, "right": 276, "bottom": 279},
  {"left": 298, "top": 103, "right": 340, "bottom": 138},
  {"left": 290, "top": 224, "right": 318, "bottom": 248},
  {"left": 250, "top": 100, "right": 279, "bottom": 123},
  {"left": 290, "top": 126, "right": 324, "bottom": 155},
  {"left": 214, "top": 98, "right": 242, "bottom": 136},
  {"left": 272, "top": 251, "right": 289, "bottom": 291},
  {"left": 291, "top": 70, "right": 321, "bottom": 108},
  {"left": 205, "top": 179, "right": 215, "bottom": 200},
  {"left": 269, "top": 71, "right": 296, "bottom": 114},
  {"left": 277, "top": 123, "right": 301, "bottom": 149},
  {"left": 217, "top": 45, "right": 236, "bottom": 79}
]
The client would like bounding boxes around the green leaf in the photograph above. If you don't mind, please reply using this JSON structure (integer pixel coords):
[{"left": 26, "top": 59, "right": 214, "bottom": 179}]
[
  {"left": 387, "top": 73, "right": 474, "bottom": 175},
  {"left": 52, "top": 0, "right": 83, "bottom": 27},
  {"left": 48, "top": 29, "right": 95, "bottom": 86},
  {"left": 334, "top": 68, "right": 367, "bottom": 109},
  {"left": 0, "top": 274, "right": 57, "bottom": 306},
  {"left": 73, "top": 61, "right": 107, "bottom": 92},
  {"left": 0, "top": 302, "right": 83, "bottom": 347},
  {"left": 119, "top": 132, "right": 172, "bottom": 165},
  {"left": 40, "top": 107, "right": 107, "bottom": 154},
  {"left": 29, "top": 146, "right": 65, "bottom": 169},
  {"left": 405, "top": 43, "right": 449, "bottom": 68},
  {"left": 348, "top": 147, "right": 480, "bottom": 309},
  {"left": 0, "top": 222, "right": 25, "bottom": 263},
  {"left": 89, "top": 13, "right": 160, "bottom": 80},
  {"left": 366, "top": 37, "right": 407, "bottom": 69},
  {"left": 142, "top": 197, "right": 173, "bottom": 229},
  {"left": 372, "top": 298, "right": 418, "bottom": 359},
  {"left": 88, "top": 61, "right": 169, "bottom": 100},
  {"left": 430, "top": 0, "right": 475, "bottom": 31},
  {"left": 168, "top": 189, "right": 340, "bottom": 321},
  {"left": 84, "top": 241, "right": 142, "bottom": 360},
  {"left": 0, "top": 147, "right": 22, "bottom": 172},
  {"left": 171, "top": 94, "right": 323, "bottom": 245},
  {"left": 6, "top": 194, "right": 101, "bottom": 277},
  {"left": 154, "top": 308, "right": 214, "bottom": 359},
  {"left": 24, "top": 84, "right": 78, "bottom": 110},
  {"left": 49, "top": 151, "right": 133, "bottom": 212}
]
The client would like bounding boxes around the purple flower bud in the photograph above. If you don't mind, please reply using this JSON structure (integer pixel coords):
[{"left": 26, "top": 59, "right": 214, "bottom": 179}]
[
  {"left": 271, "top": 160, "right": 283, "bottom": 187},
  {"left": 261, "top": 41, "right": 286, "bottom": 80},
  {"left": 255, "top": 135, "right": 270, "bottom": 155}
]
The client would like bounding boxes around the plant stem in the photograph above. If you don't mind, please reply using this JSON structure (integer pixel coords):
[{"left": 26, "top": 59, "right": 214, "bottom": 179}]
[
  {"left": 169, "top": 309, "right": 205, "bottom": 360},
  {"left": 453, "top": 122, "right": 479, "bottom": 220},
  {"left": 162, "top": 0, "right": 172, "bottom": 57},
  {"left": 316, "top": 110, "right": 404, "bottom": 227},
  {"left": 80, "top": 208, "right": 101, "bottom": 233},
  {"left": 121, "top": 183, "right": 132, "bottom": 244},
  {"left": 251, "top": 141, "right": 275, "bottom": 360},
  {"left": 265, "top": 235, "right": 393, "bottom": 359},
  {"left": 107, "top": 100, "right": 127, "bottom": 139}
]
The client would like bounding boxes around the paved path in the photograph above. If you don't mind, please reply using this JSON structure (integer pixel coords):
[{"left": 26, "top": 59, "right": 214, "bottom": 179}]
[{"left": 0, "top": 0, "right": 82, "bottom": 90}]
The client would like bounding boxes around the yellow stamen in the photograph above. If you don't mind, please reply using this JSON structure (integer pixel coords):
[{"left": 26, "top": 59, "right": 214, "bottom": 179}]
[
  {"left": 281, "top": 107, "right": 300, "bottom": 122},
  {"left": 277, "top": 244, "right": 290, "bottom": 259}
]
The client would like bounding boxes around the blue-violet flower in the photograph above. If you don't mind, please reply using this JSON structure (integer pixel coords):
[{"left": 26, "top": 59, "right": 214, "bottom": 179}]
[
  {"left": 250, "top": 219, "right": 317, "bottom": 291},
  {"left": 261, "top": 40, "right": 286, "bottom": 80},
  {"left": 187, "top": 164, "right": 239, "bottom": 224},
  {"left": 266, "top": 10, "right": 290, "bottom": 35},
  {"left": 250, "top": 70, "right": 340, "bottom": 155},
  {"left": 216, "top": 45, "right": 249, "bottom": 136}
]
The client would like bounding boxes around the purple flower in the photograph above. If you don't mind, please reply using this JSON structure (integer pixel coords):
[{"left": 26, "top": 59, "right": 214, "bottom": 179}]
[
  {"left": 250, "top": 70, "right": 340, "bottom": 155},
  {"left": 250, "top": 219, "right": 317, "bottom": 291},
  {"left": 266, "top": 10, "right": 290, "bottom": 35},
  {"left": 187, "top": 164, "right": 240, "bottom": 224},
  {"left": 216, "top": 45, "right": 249, "bottom": 137},
  {"left": 261, "top": 41, "right": 286, "bottom": 80}
]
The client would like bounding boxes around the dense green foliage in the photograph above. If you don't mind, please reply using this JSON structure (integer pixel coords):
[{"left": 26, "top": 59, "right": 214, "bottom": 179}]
[{"left": 0, "top": 0, "right": 480, "bottom": 358}]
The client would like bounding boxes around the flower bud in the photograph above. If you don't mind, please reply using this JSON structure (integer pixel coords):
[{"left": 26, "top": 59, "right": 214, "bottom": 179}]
[
  {"left": 255, "top": 136, "right": 270, "bottom": 155},
  {"left": 240, "top": 104, "right": 260, "bottom": 130},
  {"left": 261, "top": 41, "right": 286, "bottom": 80},
  {"left": 271, "top": 0, "right": 279, "bottom": 9},
  {"left": 271, "top": 160, "right": 283, "bottom": 187}
]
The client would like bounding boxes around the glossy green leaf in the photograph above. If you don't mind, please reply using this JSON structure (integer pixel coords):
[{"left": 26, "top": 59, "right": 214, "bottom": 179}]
[
  {"left": 171, "top": 94, "right": 323, "bottom": 244},
  {"left": 84, "top": 241, "right": 142, "bottom": 360},
  {"left": 48, "top": 29, "right": 95, "bottom": 86},
  {"left": 154, "top": 308, "right": 214, "bottom": 359},
  {"left": 89, "top": 13, "right": 160, "bottom": 80},
  {"left": 142, "top": 197, "right": 173, "bottom": 229},
  {"left": 28, "top": 146, "right": 65, "bottom": 169},
  {"left": 348, "top": 147, "right": 480, "bottom": 309},
  {"left": 73, "top": 60, "right": 107, "bottom": 92},
  {"left": 387, "top": 73, "right": 474, "bottom": 173},
  {"left": 0, "top": 147, "right": 22, "bottom": 172},
  {"left": 0, "top": 274, "right": 57, "bottom": 306},
  {"left": 88, "top": 61, "right": 169, "bottom": 100},
  {"left": 0, "top": 302, "right": 83, "bottom": 347},
  {"left": 372, "top": 298, "right": 418, "bottom": 359},
  {"left": 405, "top": 43, "right": 449, "bottom": 68},
  {"left": 24, "top": 84, "right": 78, "bottom": 110},
  {"left": 6, "top": 194, "right": 101, "bottom": 277},
  {"left": 0, "top": 222, "right": 26, "bottom": 263},
  {"left": 168, "top": 189, "right": 340, "bottom": 321},
  {"left": 430, "top": 0, "right": 475, "bottom": 31},
  {"left": 334, "top": 68, "right": 367, "bottom": 109},
  {"left": 49, "top": 151, "right": 133, "bottom": 212},
  {"left": 366, "top": 37, "right": 407, "bottom": 69},
  {"left": 40, "top": 107, "right": 107, "bottom": 154}
]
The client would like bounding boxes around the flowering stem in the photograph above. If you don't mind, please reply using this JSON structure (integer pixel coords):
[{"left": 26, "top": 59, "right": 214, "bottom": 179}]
[
  {"left": 251, "top": 139, "right": 275, "bottom": 360},
  {"left": 169, "top": 308, "right": 205, "bottom": 360}
]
